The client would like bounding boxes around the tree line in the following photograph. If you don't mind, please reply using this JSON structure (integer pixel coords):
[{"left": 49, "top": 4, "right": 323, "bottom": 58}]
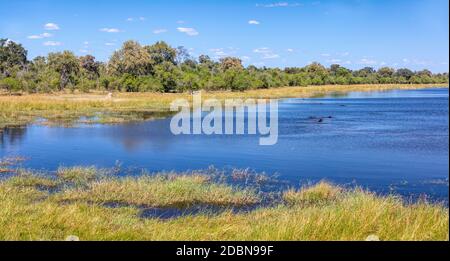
[{"left": 0, "top": 38, "right": 448, "bottom": 93}]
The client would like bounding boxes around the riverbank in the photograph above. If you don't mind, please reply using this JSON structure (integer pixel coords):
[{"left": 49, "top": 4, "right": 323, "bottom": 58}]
[
  {"left": 1, "top": 84, "right": 447, "bottom": 128},
  {"left": 0, "top": 165, "right": 447, "bottom": 241}
]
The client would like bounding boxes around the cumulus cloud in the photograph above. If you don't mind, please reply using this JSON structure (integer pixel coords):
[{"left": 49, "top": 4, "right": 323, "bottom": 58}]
[
  {"left": 286, "top": 48, "right": 294, "bottom": 52},
  {"left": 359, "top": 58, "right": 377, "bottom": 65},
  {"left": 44, "top": 23, "right": 60, "bottom": 30},
  {"left": 43, "top": 41, "right": 61, "bottom": 46},
  {"left": 27, "top": 32, "right": 52, "bottom": 39},
  {"left": 248, "top": 20, "right": 260, "bottom": 25},
  {"left": 153, "top": 29, "right": 168, "bottom": 34},
  {"left": 209, "top": 48, "right": 228, "bottom": 58},
  {"left": 127, "top": 17, "right": 146, "bottom": 22},
  {"left": 208, "top": 47, "right": 240, "bottom": 59},
  {"left": 256, "top": 2, "right": 302, "bottom": 8},
  {"left": 262, "top": 53, "right": 280, "bottom": 59},
  {"left": 253, "top": 47, "right": 280, "bottom": 59},
  {"left": 338, "top": 52, "right": 350, "bottom": 57},
  {"left": 253, "top": 47, "right": 270, "bottom": 53},
  {"left": 100, "top": 28, "right": 121, "bottom": 33},
  {"left": 177, "top": 27, "right": 199, "bottom": 36}
]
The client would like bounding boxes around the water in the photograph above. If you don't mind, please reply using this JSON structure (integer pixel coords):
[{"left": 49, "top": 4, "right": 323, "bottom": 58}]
[{"left": 1, "top": 88, "right": 449, "bottom": 201}]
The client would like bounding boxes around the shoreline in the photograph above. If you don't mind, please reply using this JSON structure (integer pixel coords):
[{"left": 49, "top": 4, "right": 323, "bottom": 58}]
[{"left": 1, "top": 84, "right": 448, "bottom": 128}]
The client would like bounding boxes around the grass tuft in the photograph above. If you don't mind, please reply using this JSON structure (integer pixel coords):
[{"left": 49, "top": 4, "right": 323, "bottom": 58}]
[
  {"left": 55, "top": 175, "right": 259, "bottom": 208},
  {"left": 57, "top": 166, "right": 99, "bottom": 184},
  {"left": 6, "top": 169, "right": 59, "bottom": 189},
  {"left": 283, "top": 181, "right": 343, "bottom": 206}
]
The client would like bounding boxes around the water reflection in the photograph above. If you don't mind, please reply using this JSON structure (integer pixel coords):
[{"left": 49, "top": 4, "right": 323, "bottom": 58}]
[{"left": 0, "top": 126, "right": 27, "bottom": 148}]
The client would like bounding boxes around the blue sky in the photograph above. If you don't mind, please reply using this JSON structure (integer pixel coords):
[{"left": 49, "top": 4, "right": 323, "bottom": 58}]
[{"left": 1, "top": 0, "right": 449, "bottom": 72}]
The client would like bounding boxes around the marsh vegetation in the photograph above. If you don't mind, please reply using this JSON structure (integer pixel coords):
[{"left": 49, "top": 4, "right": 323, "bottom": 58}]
[{"left": 0, "top": 163, "right": 447, "bottom": 241}]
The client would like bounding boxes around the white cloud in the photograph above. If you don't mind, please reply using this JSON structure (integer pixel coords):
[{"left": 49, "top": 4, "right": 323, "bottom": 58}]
[
  {"left": 253, "top": 47, "right": 271, "bottom": 53},
  {"left": 241, "top": 56, "right": 250, "bottom": 61},
  {"left": 208, "top": 48, "right": 240, "bottom": 59},
  {"left": 248, "top": 20, "right": 260, "bottom": 25},
  {"left": 177, "top": 27, "right": 199, "bottom": 36},
  {"left": 27, "top": 32, "right": 53, "bottom": 39},
  {"left": 127, "top": 17, "right": 146, "bottom": 22},
  {"left": 105, "top": 42, "right": 116, "bottom": 46},
  {"left": 256, "top": 2, "right": 302, "bottom": 8},
  {"left": 43, "top": 41, "right": 61, "bottom": 46},
  {"left": 321, "top": 53, "right": 331, "bottom": 57},
  {"left": 337, "top": 52, "right": 350, "bottom": 57},
  {"left": 209, "top": 48, "right": 228, "bottom": 58},
  {"left": 253, "top": 47, "right": 279, "bottom": 59},
  {"left": 44, "top": 23, "right": 60, "bottom": 30},
  {"left": 100, "top": 28, "right": 121, "bottom": 33},
  {"left": 286, "top": 48, "right": 294, "bottom": 52},
  {"left": 359, "top": 58, "right": 377, "bottom": 65},
  {"left": 79, "top": 49, "right": 89, "bottom": 53},
  {"left": 153, "top": 29, "right": 168, "bottom": 34},
  {"left": 262, "top": 53, "right": 280, "bottom": 59},
  {"left": 328, "top": 59, "right": 342, "bottom": 63}
]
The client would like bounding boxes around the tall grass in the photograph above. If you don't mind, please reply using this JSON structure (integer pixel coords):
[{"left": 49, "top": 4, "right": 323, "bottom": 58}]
[{"left": 0, "top": 167, "right": 447, "bottom": 241}]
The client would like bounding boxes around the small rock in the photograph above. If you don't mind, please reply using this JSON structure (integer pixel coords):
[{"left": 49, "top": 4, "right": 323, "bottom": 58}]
[
  {"left": 65, "top": 235, "right": 80, "bottom": 241},
  {"left": 366, "top": 235, "right": 380, "bottom": 241}
]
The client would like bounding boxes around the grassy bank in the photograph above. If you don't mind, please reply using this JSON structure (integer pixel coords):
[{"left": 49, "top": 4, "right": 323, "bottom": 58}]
[
  {"left": 1, "top": 83, "right": 447, "bottom": 128},
  {"left": 0, "top": 166, "right": 447, "bottom": 241}
]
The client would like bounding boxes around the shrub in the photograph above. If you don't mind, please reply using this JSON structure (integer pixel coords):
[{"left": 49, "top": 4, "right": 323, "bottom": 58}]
[{"left": 0, "top": 77, "right": 22, "bottom": 92}]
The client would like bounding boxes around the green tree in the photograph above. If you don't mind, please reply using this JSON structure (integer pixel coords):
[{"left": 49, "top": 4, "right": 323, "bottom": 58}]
[
  {"left": 395, "top": 68, "right": 414, "bottom": 80},
  {"left": 109, "top": 41, "right": 152, "bottom": 76},
  {"left": 80, "top": 55, "right": 101, "bottom": 80},
  {"left": 48, "top": 51, "right": 80, "bottom": 90},
  {"left": 377, "top": 67, "right": 395, "bottom": 78},
  {"left": 0, "top": 39, "right": 28, "bottom": 77},
  {"left": 146, "top": 41, "right": 177, "bottom": 66}
]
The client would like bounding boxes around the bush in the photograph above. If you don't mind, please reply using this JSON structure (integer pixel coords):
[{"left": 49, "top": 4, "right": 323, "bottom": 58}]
[
  {"left": 138, "top": 76, "right": 164, "bottom": 92},
  {"left": 0, "top": 77, "right": 22, "bottom": 92}
]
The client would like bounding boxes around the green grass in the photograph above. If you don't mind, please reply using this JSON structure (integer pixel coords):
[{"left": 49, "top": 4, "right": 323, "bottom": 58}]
[
  {"left": 0, "top": 166, "right": 447, "bottom": 241},
  {"left": 54, "top": 174, "right": 259, "bottom": 208},
  {"left": 57, "top": 166, "right": 99, "bottom": 184}
]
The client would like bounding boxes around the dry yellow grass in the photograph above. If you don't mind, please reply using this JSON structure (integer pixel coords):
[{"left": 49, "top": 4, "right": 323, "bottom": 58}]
[
  {"left": 283, "top": 181, "right": 343, "bottom": 206},
  {"left": 54, "top": 174, "right": 259, "bottom": 207}
]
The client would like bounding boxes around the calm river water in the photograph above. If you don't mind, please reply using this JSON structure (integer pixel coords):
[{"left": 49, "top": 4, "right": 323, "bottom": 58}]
[{"left": 1, "top": 88, "right": 448, "bottom": 201}]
